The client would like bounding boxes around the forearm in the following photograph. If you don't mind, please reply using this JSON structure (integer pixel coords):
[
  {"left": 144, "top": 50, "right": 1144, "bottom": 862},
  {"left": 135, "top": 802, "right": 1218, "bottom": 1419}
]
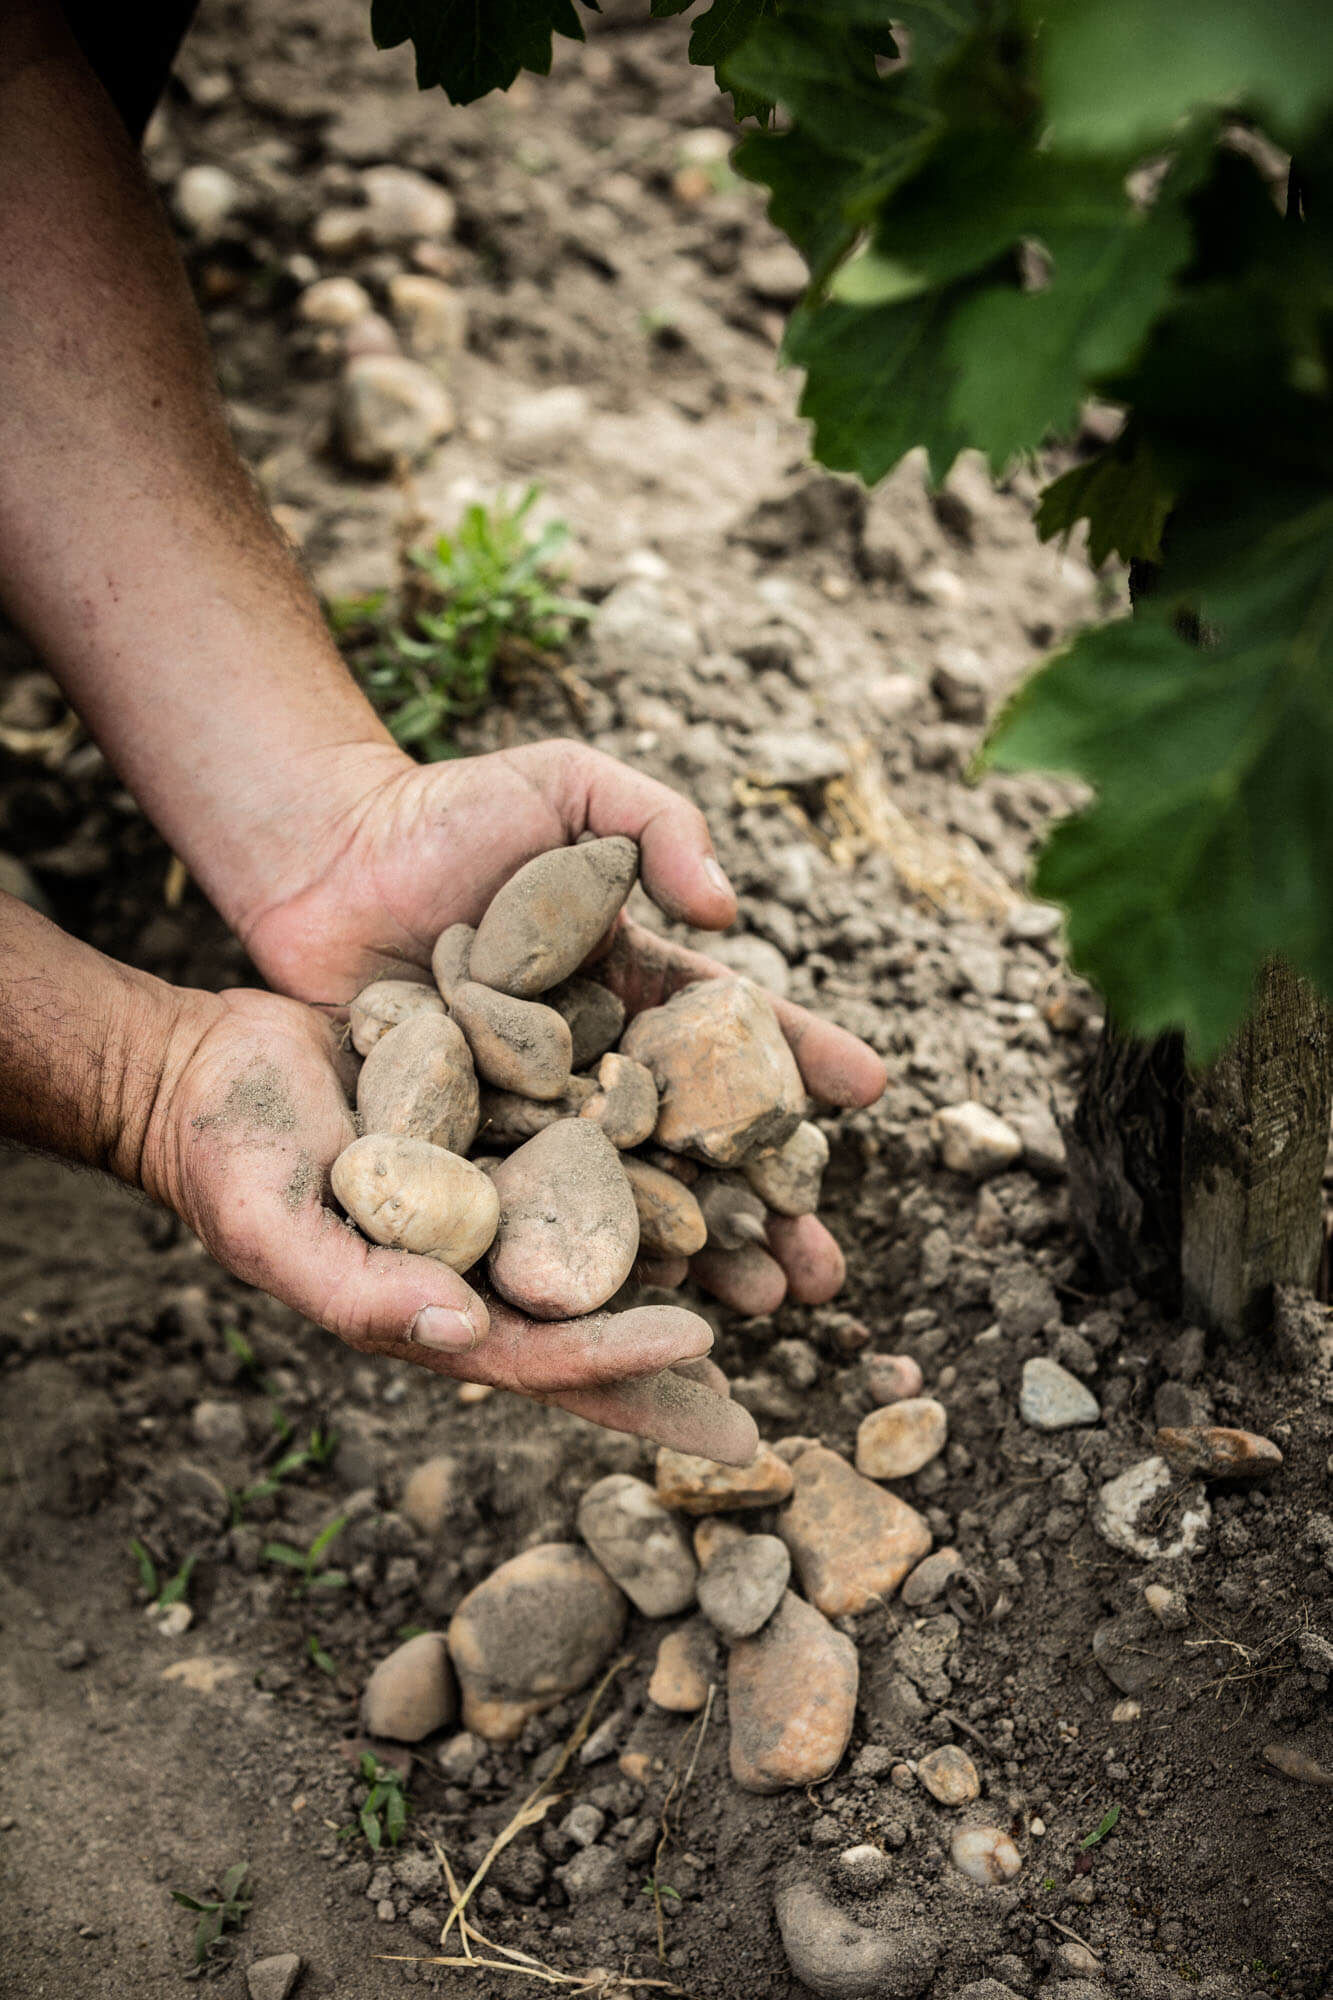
[
  {"left": 0, "top": 1, "right": 401, "bottom": 935},
  {"left": 0, "top": 888, "right": 201, "bottom": 1185}
]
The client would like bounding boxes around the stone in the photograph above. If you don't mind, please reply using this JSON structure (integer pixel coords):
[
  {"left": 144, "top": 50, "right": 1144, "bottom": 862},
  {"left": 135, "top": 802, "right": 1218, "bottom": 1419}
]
[
  {"left": 656, "top": 1442, "right": 794, "bottom": 1514},
  {"left": 1143, "top": 1583, "right": 1189, "bottom": 1630},
  {"left": 547, "top": 977, "right": 626, "bottom": 1069},
  {"left": 951, "top": 1826, "right": 1022, "bottom": 1885},
  {"left": 489, "top": 1121, "right": 639, "bottom": 1319},
  {"left": 297, "top": 276, "right": 372, "bottom": 326},
  {"left": 1010, "top": 1106, "right": 1067, "bottom": 1178},
  {"left": 780, "top": 1447, "right": 932, "bottom": 1615},
  {"left": 151, "top": 1602, "right": 193, "bottom": 1637},
  {"left": 450, "top": 982, "right": 573, "bottom": 1100},
  {"left": 855, "top": 1399, "right": 948, "bottom": 1480},
  {"left": 746, "top": 729, "right": 851, "bottom": 789},
  {"left": 338, "top": 355, "right": 455, "bottom": 472},
  {"left": 400, "top": 1454, "right": 461, "bottom": 1536},
  {"left": 343, "top": 313, "right": 400, "bottom": 360},
  {"left": 471, "top": 837, "right": 638, "bottom": 999},
  {"left": 1094, "top": 1457, "right": 1211, "bottom": 1561},
  {"left": 708, "top": 932, "right": 791, "bottom": 996},
  {"left": 246, "top": 1954, "right": 302, "bottom": 2000},
  {"left": 742, "top": 1121, "right": 828, "bottom": 1217},
  {"left": 933, "top": 1102, "right": 1022, "bottom": 1178},
  {"left": 836, "top": 1844, "right": 894, "bottom": 1892},
  {"left": 559, "top": 1803, "right": 606, "bottom": 1849},
  {"left": 648, "top": 1618, "right": 719, "bottom": 1712},
  {"left": 991, "top": 1264, "right": 1061, "bottom": 1338},
  {"left": 577, "top": 1474, "right": 697, "bottom": 1617},
  {"left": 173, "top": 164, "right": 241, "bottom": 237},
  {"left": 742, "top": 241, "right": 809, "bottom": 302},
  {"left": 1020, "top": 1358, "right": 1101, "bottom": 1432},
  {"left": 580, "top": 1052, "right": 659, "bottom": 1150},
  {"left": 360, "top": 1632, "right": 456, "bottom": 1743},
  {"left": 504, "top": 385, "right": 593, "bottom": 450},
  {"left": 349, "top": 978, "right": 447, "bottom": 1055},
  {"left": 1154, "top": 1425, "right": 1283, "bottom": 1483},
  {"left": 190, "top": 1400, "right": 247, "bottom": 1455},
  {"left": 900, "top": 1547, "right": 964, "bottom": 1608},
  {"left": 447, "top": 1543, "right": 627, "bottom": 1741},
  {"left": 387, "top": 274, "right": 467, "bottom": 358},
  {"left": 360, "top": 164, "right": 455, "bottom": 242},
  {"left": 621, "top": 977, "right": 804, "bottom": 1167},
  {"left": 917, "top": 1744, "right": 980, "bottom": 1805},
  {"left": 931, "top": 653, "right": 989, "bottom": 722},
  {"left": 697, "top": 1533, "right": 790, "bottom": 1640},
  {"left": 554, "top": 1845, "right": 623, "bottom": 1899},
  {"left": 775, "top": 1879, "right": 941, "bottom": 1999},
  {"left": 729, "top": 1594, "right": 858, "bottom": 1793},
  {"left": 1091, "top": 1611, "right": 1169, "bottom": 1697},
  {"left": 436, "top": 1731, "right": 486, "bottom": 1782},
  {"left": 865, "top": 1354, "right": 925, "bottom": 1406}
]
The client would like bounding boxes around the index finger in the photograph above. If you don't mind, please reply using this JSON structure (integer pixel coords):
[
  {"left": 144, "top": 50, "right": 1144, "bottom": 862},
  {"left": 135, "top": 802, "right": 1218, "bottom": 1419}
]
[{"left": 596, "top": 920, "right": 887, "bottom": 1109}]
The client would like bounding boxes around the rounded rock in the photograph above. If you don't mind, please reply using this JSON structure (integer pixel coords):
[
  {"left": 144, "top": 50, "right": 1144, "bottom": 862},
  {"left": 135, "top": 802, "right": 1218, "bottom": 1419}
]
[
  {"left": 622, "top": 1158, "right": 708, "bottom": 1258},
  {"left": 332, "top": 1135, "right": 498, "bottom": 1271},
  {"left": 648, "top": 1618, "right": 719, "bottom": 1712},
  {"left": 450, "top": 981, "right": 573, "bottom": 1100},
  {"left": 917, "top": 1744, "right": 980, "bottom": 1805},
  {"left": 1154, "top": 1424, "right": 1283, "bottom": 1483},
  {"left": 656, "top": 1441, "right": 794, "bottom": 1515},
  {"left": 577, "top": 1474, "right": 698, "bottom": 1618},
  {"left": 356, "top": 1012, "right": 479, "bottom": 1154},
  {"left": 297, "top": 275, "right": 372, "bottom": 327},
  {"left": 488, "top": 1121, "right": 639, "bottom": 1319},
  {"left": 621, "top": 976, "right": 804, "bottom": 1166},
  {"left": 387, "top": 273, "right": 468, "bottom": 358},
  {"left": 447, "top": 1543, "right": 627, "bottom": 1742},
  {"left": 469, "top": 837, "right": 639, "bottom": 998},
  {"left": 400, "top": 1453, "right": 462, "bottom": 1536},
  {"left": 697, "top": 1532, "right": 790, "bottom": 1641},
  {"left": 775, "top": 1879, "right": 941, "bottom": 1999},
  {"left": 360, "top": 1632, "right": 456, "bottom": 1743},
  {"left": 779, "top": 1447, "right": 932, "bottom": 1616},
  {"left": 900, "top": 1547, "right": 964, "bottom": 1608},
  {"left": 350, "top": 977, "right": 447, "bottom": 1056},
  {"left": 933, "top": 1102, "right": 1022, "bottom": 1178},
  {"left": 866, "top": 1354, "right": 925, "bottom": 1406},
  {"left": 1020, "top": 1357, "right": 1101, "bottom": 1432},
  {"left": 729, "top": 1594, "right": 857, "bottom": 1793},
  {"left": 855, "top": 1399, "right": 948, "bottom": 1481},
  {"left": 742, "top": 1121, "right": 829, "bottom": 1217},
  {"left": 579, "top": 1052, "right": 658, "bottom": 1149},
  {"left": 546, "top": 976, "right": 626, "bottom": 1069},
  {"left": 430, "top": 923, "right": 474, "bottom": 1004},
  {"left": 950, "top": 1826, "right": 1022, "bottom": 1885},
  {"left": 173, "top": 164, "right": 242, "bottom": 237},
  {"left": 338, "top": 355, "right": 455, "bottom": 472}
]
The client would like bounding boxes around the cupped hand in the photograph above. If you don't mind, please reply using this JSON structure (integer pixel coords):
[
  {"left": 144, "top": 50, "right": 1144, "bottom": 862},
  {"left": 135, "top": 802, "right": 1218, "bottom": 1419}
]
[
  {"left": 142, "top": 983, "right": 758, "bottom": 1462},
  {"left": 238, "top": 739, "right": 886, "bottom": 1318}
]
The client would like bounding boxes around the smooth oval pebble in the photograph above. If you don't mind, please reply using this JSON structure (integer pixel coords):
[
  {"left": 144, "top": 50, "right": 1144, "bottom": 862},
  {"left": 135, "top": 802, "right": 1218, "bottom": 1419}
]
[
  {"left": 577, "top": 1473, "right": 698, "bottom": 1617},
  {"left": 488, "top": 1120, "right": 638, "bottom": 1319},
  {"left": 656, "top": 1441, "right": 794, "bottom": 1514},
  {"left": 447, "top": 1542, "right": 627, "bottom": 1741},
  {"left": 648, "top": 1618, "right": 719, "bottom": 1713},
  {"left": 331, "top": 1135, "right": 499, "bottom": 1270},
  {"left": 866, "top": 1354, "right": 926, "bottom": 1406},
  {"left": 400, "top": 1452, "right": 462, "bottom": 1535},
  {"left": 917, "top": 1743, "right": 980, "bottom": 1805},
  {"left": 900, "top": 1547, "right": 964, "bottom": 1608},
  {"left": 855, "top": 1398, "right": 948, "bottom": 1480},
  {"left": 742, "top": 1120, "right": 829, "bottom": 1217},
  {"left": 950, "top": 1826, "right": 1022, "bottom": 1884},
  {"left": 695, "top": 1172, "right": 770, "bottom": 1251},
  {"left": 547, "top": 976, "right": 626, "bottom": 1068},
  {"left": 622, "top": 1157, "right": 708, "bottom": 1257},
  {"left": 478, "top": 1077, "right": 597, "bottom": 1145},
  {"left": 579, "top": 1052, "right": 658, "bottom": 1149},
  {"left": 356, "top": 1011, "right": 480, "bottom": 1154},
  {"left": 729, "top": 1593, "right": 857, "bottom": 1793},
  {"left": 775, "top": 1879, "right": 940, "bottom": 1999},
  {"left": 360, "top": 1631, "right": 456, "bottom": 1743},
  {"left": 450, "top": 980, "right": 572, "bottom": 1100},
  {"left": 620, "top": 976, "right": 804, "bottom": 1166},
  {"left": 349, "top": 978, "right": 446, "bottom": 1055},
  {"left": 469, "top": 836, "right": 639, "bottom": 997},
  {"left": 780, "top": 1447, "right": 931, "bottom": 1616},
  {"left": 697, "top": 1532, "right": 790, "bottom": 1640},
  {"left": 1154, "top": 1424, "right": 1283, "bottom": 1482},
  {"left": 430, "top": 923, "right": 474, "bottom": 1004}
]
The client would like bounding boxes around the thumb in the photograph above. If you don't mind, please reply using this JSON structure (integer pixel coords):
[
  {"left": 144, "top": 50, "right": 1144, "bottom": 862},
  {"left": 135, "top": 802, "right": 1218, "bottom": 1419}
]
[{"left": 571, "top": 748, "right": 738, "bottom": 929}]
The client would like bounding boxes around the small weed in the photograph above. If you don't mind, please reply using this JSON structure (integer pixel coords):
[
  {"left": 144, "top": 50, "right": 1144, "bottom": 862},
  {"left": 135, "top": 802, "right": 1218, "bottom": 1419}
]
[
  {"left": 130, "top": 1541, "right": 197, "bottom": 1611},
  {"left": 222, "top": 1325, "right": 265, "bottom": 1388},
  {"left": 1078, "top": 1804, "right": 1121, "bottom": 1851},
  {"left": 640, "top": 1880, "right": 682, "bottom": 1904},
  {"left": 170, "top": 1861, "right": 252, "bottom": 1966},
  {"left": 1042, "top": 1876, "right": 1058, "bottom": 1893},
  {"left": 340, "top": 1752, "right": 409, "bottom": 1852},
  {"left": 262, "top": 1513, "right": 349, "bottom": 1594},
  {"left": 306, "top": 1633, "right": 338, "bottom": 1678},
  {"left": 334, "top": 486, "right": 593, "bottom": 759},
  {"left": 229, "top": 1424, "right": 339, "bottom": 1525}
]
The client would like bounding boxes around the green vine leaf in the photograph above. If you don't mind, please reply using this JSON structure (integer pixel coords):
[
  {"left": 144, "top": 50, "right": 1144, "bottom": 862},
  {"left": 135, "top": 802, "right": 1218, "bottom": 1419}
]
[
  {"left": 371, "top": 0, "right": 588, "bottom": 102},
  {"left": 1037, "top": 434, "right": 1174, "bottom": 569}
]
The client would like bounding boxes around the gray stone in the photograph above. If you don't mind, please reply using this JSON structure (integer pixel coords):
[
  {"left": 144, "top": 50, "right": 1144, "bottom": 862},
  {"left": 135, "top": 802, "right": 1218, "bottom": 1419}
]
[
  {"left": 360, "top": 1633, "right": 456, "bottom": 1743},
  {"left": 697, "top": 1533, "right": 790, "bottom": 1640},
  {"left": 559, "top": 1803, "right": 606, "bottom": 1849},
  {"left": 246, "top": 1954, "right": 301, "bottom": 2000},
  {"left": 991, "top": 1264, "right": 1060, "bottom": 1338},
  {"left": 577, "top": 1474, "right": 697, "bottom": 1618},
  {"left": 836, "top": 1844, "right": 894, "bottom": 1892},
  {"left": 392, "top": 1849, "right": 440, "bottom": 1895},
  {"left": 775, "top": 1879, "right": 941, "bottom": 1999},
  {"left": 1092, "top": 1610, "right": 1170, "bottom": 1696},
  {"left": 1020, "top": 1358, "right": 1100, "bottom": 1432},
  {"left": 190, "top": 1400, "right": 248, "bottom": 1455},
  {"left": 1094, "top": 1457, "right": 1211, "bottom": 1561},
  {"left": 745, "top": 729, "right": 851, "bottom": 789},
  {"left": 554, "top": 1845, "right": 624, "bottom": 1899},
  {"left": 338, "top": 356, "right": 454, "bottom": 472}
]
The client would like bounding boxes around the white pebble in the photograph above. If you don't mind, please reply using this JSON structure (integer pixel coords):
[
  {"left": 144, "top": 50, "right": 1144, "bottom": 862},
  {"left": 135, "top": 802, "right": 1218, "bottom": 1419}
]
[
  {"left": 950, "top": 1825, "right": 1022, "bottom": 1885},
  {"left": 933, "top": 1102, "right": 1022, "bottom": 1178}
]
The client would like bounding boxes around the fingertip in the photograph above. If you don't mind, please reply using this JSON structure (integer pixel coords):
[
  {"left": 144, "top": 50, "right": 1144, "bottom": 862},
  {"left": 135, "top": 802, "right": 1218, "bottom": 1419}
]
[{"left": 637, "top": 819, "right": 736, "bottom": 931}]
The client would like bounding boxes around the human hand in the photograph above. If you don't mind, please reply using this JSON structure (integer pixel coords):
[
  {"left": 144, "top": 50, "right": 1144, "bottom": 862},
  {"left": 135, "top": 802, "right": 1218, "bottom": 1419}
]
[
  {"left": 239, "top": 739, "right": 886, "bottom": 1317},
  {"left": 141, "top": 983, "right": 759, "bottom": 1462}
]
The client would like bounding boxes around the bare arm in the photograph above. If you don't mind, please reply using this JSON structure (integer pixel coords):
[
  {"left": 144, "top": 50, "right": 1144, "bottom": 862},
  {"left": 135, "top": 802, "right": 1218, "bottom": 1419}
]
[{"left": 0, "top": 0, "right": 404, "bottom": 934}]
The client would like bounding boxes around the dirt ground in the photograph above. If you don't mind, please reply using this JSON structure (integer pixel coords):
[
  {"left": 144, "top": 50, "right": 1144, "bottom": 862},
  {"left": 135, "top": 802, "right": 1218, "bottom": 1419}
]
[{"left": 2, "top": 2, "right": 1333, "bottom": 1995}]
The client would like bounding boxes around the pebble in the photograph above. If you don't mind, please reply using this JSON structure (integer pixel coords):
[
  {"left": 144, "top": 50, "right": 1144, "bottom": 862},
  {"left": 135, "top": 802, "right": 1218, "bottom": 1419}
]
[
  {"left": 297, "top": 275, "right": 372, "bottom": 326},
  {"left": 1019, "top": 1358, "right": 1101, "bottom": 1432},
  {"left": 729, "top": 1593, "right": 858, "bottom": 1792},
  {"left": 917, "top": 1744, "right": 981, "bottom": 1805},
  {"left": 623, "top": 976, "right": 804, "bottom": 1168},
  {"left": 577, "top": 1474, "right": 698, "bottom": 1617},
  {"left": 150, "top": 1603, "right": 193, "bottom": 1638},
  {"left": 836, "top": 1844, "right": 893, "bottom": 1892},
  {"left": 447, "top": 1543, "right": 626, "bottom": 1741},
  {"left": 1262, "top": 1743, "right": 1333, "bottom": 1786},
  {"left": 1155, "top": 1425, "right": 1283, "bottom": 1483},
  {"left": 190, "top": 1399, "right": 247, "bottom": 1454},
  {"left": 855, "top": 1398, "right": 948, "bottom": 1480},
  {"left": 1091, "top": 1610, "right": 1168, "bottom": 1696},
  {"left": 173, "top": 164, "right": 242, "bottom": 237},
  {"left": 900, "top": 1547, "right": 963, "bottom": 1607},
  {"left": 950, "top": 1825, "right": 1022, "bottom": 1885},
  {"left": 991, "top": 1264, "right": 1060, "bottom": 1337},
  {"left": 246, "top": 1954, "right": 302, "bottom": 2000},
  {"left": 780, "top": 1447, "right": 932, "bottom": 1615},
  {"left": 559, "top": 1803, "right": 606, "bottom": 1849},
  {"left": 655, "top": 1442, "right": 794, "bottom": 1514},
  {"left": 360, "top": 1632, "right": 456, "bottom": 1743},
  {"left": 742, "top": 241, "right": 809, "bottom": 302},
  {"left": 933, "top": 1102, "right": 1022, "bottom": 1178},
  {"left": 400, "top": 1453, "right": 461, "bottom": 1536},
  {"left": 1010, "top": 1106, "right": 1067, "bottom": 1177},
  {"left": 1094, "top": 1457, "right": 1211, "bottom": 1561},
  {"left": 648, "top": 1618, "right": 718, "bottom": 1712},
  {"left": 746, "top": 729, "right": 850, "bottom": 789},
  {"left": 697, "top": 1532, "right": 790, "bottom": 1640},
  {"left": 1143, "top": 1582, "right": 1189, "bottom": 1630},
  {"left": 337, "top": 355, "right": 455, "bottom": 471},
  {"left": 359, "top": 163, "right": 455, "bottom": 242},
  {"left": 1111, "top": 1699, "right": 1141, "bottom": 1724},
  {"left": 774, "top": 1879, "right": 941, "bottom": 1998},
  {"left": 436, "top": 1731, "right": 486, "bottom": 1782},
  {"left": 387, "top": 274, "right": 468, "bottom": 358},
  {"left": 554, "top": 1845, "right": 623, "bottom": 1899},
  {"left": 865, "top": 1354, "right": 925, "bottom": 1405},
  {"left": 693, "top": 1517, "right": 747, "bottom": 1565}
]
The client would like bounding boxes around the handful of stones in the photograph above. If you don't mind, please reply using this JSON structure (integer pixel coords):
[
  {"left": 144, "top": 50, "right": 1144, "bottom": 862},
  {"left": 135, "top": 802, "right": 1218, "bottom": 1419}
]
[{"left": 331, "top": 836, "right": 831, "bottom": 1321}]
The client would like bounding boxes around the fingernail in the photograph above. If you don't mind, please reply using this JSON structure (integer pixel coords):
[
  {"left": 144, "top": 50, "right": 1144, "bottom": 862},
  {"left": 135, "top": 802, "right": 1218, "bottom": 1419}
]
[
  {"left": 409, "top": 1306, "right": 481, "bottom": 1352},
  {"left": 703, "top": 856, "right": 734, "bottom": 902}
]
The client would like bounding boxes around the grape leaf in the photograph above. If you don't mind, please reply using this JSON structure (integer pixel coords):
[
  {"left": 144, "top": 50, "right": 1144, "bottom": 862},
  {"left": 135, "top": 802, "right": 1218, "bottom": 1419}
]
[
  {"left": 732, "top": 128, "right": 864, "bottom": 280},
  {"left": 785, "top": 289, "right": 973, "bottom": 485},
  {"left": 371, "top": 0, "right": 587, "bottom": 102},
  {"left": 722, "top": 14, "right": 919, "bottom": 159},
  {"left": 1036, "top": 434, "right": 1174, "bottom": 569},
  {"left": 986, "top": 493, "right": 1333, "bottom": 1054},
  {"left": 649, "top": 0, "right": 695, "bottom": 14},
  {"left": 688, "top": 0, "right": 772, "bottom": 70},
  {"left": 1033, "top": 0, "right": 1333, "bottom": 152}
]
